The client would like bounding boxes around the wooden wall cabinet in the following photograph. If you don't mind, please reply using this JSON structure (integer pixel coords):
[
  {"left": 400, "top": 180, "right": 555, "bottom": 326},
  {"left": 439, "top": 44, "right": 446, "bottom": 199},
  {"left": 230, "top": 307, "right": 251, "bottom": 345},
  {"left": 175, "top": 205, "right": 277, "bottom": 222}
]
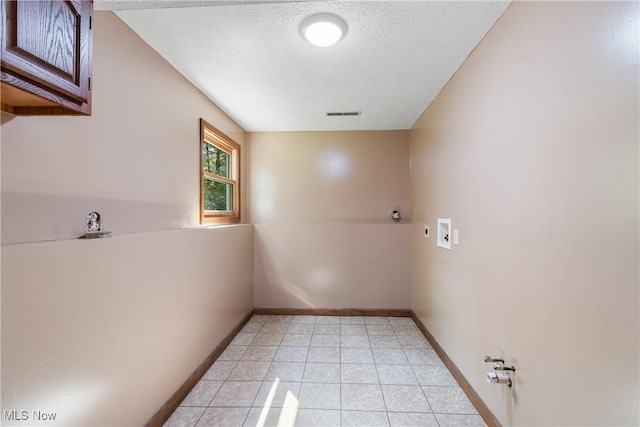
[{"left": 1, "top": 0, "right": 93, "bottom": 115}]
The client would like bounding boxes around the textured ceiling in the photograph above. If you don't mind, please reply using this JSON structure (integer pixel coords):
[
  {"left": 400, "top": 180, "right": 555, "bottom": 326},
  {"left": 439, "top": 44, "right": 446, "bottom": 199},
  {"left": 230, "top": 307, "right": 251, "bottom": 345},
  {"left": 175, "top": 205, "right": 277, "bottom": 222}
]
[{"left": 114, "top": 1, "right": 510, "bottom": 131}]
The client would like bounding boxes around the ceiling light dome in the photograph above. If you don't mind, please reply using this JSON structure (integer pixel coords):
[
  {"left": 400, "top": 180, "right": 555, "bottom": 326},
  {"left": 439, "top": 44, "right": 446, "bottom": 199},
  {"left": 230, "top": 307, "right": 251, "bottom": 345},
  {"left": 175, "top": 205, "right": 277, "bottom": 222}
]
[{"left": 299, "top": 13, "right": 348, "bottom": 47}]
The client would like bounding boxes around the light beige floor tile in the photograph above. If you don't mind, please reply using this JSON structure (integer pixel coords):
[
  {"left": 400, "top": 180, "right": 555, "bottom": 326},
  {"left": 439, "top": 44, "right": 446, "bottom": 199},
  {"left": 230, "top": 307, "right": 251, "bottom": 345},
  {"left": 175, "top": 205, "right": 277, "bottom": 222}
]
[
  {"left": 241, "top": 322, "right": 264, "bottom": 333},
  {"left": 422, "top": 386, "right": 477, "bottom": 414},
  {"left": 388, "top": 317, "right": 416, "bottom": 326},
  {"left": 342, "top": 410, "right": 390, "bottom": 427},
  {"left": 265, "top": 361, "right": 306, "bottom": 382},
  {"left": 252, "top": 380, "right": 301, "bottom": 408},
  {"left": 315, "top": 316, "right": 340, "bottom": 325},
  {"left": 369, "top": 335, "right": 401, "bottom": 349},
  {"left": 372, "top": 348, "right": 409, "bottom": 365},
  {"left": 251, "top": 333, "right": 284, "bottom": 346},
  {"left": 366, "top": 324, "right": 395, "bottom": 335},
  {"left": 274, "top": 346, "right": 309, "bottom": 362},
  {"left": 341, "top": 363, "right": 379, "bottom": 384},
  {"left": 180, "top": 380, "right": 223, "bottom": 407},
  {"left": 435, "top": 413, "right": 487, "bottom": 426},
  {"left": 403, "top": 349, "right": 444, "bottom": 366},
  {"left": 260, "top": 323, "right": 289, "bottom": 334},
  {"left": 196, "top": 407, "right": 249, "bottom": 427},
  {"left": 241, "top": 345, "right": 278, "bottom": 362},
  {"left": 310, "top": 334, "right": 340, "bottom": 347},
  {"left": 243, "top": 407, "right": 278, "bottom": 427},
  {"left": 341, "top": 384, "right": 386, "bottom": 411},
  {"left": 203, "top": 360, "right": 236, "bottom": 381},
  {"left": 341, "top": 347, "right": 374, "bottom": 364},
  {"left": 228, "top": 361, "right": 271, "bottom": 381},
  {"left": 250, "top": 315, "right": 271, "bottom": 323},
  {"left": 307, "top": 347, "right": 340, "bottom": 363},
  {"left": 381, "top": 385, "right": 432, "bottom": 412},
  {"left": 281, "top": 333, "right": 312, "bottom": 347},
  {"left": 341, "top": 324, "right": 367, "bottom": 335},
  {"left": 210, "top": 381, "right": 261, "bottom": 407},
  {"left": 303, "top": 363, "right": 341, "bottom": 383},
  {"left": 232, "top": 332, "right": 257, "bottom": 346},
  {"left": 265, "top": 315, "right": 293, "bottom": 324},
  {"left": 388, "top": 412, "right": 439, "bottom": 427},
  {"left": 290, "top": 315, "right": 317, "bottom": 324},
  {"left": 376, "top": 364, "right": 418, "bottom": 385},
  {"left": 243, "top": 406, "right": 299, "bottom": 427},
  {"left": 294, "top": 409, "right": 340, "bottom": 426},
  {"left": 397, "top": 335, "right": 432, "bottom": 350},
  {"left": 287, "top": 323, "right": 315, "bottom": 334},
  {"left": 163, "top": 407, "right": 205, "bottom": 427},
  {"left": 364, "top": 316, "right": 392, "bottom": 325},
  {"left": 313, "top": 324, "right": 340, "bottom": 335},
  {"left": 413, "top": 365, "right": 458, "bottom": 386},
  {"left": 340, "top": 316, "right": 365, "bottom": 324},
  {"left": 298, "top": 382, "right": 341, "bottom": 409},
  {"left": 392, "top": 325, "right": 421, "bottom": 335},
  {"left": 341, "top": 334, "right": 371, "bottom": 348},
  {"left": 218, "top": 345, "right": 248, "bottom": 361}
]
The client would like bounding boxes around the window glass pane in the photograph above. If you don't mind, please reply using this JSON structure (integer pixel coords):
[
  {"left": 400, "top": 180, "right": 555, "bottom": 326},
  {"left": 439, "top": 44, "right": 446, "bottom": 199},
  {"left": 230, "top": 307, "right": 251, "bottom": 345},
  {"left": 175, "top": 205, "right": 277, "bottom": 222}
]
[
  {"left": 203, "top": 142, "right": 230, "bottom": 178},
  {"left": 204, "top": 178, "right": 234, "bottom": 211}
]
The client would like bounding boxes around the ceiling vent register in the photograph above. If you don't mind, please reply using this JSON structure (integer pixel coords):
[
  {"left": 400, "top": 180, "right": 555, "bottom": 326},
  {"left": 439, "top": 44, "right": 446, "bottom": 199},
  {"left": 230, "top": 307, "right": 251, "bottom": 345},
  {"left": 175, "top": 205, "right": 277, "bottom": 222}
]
[{"left": 326, "top": 111, "right": 361, "bottom": 117}]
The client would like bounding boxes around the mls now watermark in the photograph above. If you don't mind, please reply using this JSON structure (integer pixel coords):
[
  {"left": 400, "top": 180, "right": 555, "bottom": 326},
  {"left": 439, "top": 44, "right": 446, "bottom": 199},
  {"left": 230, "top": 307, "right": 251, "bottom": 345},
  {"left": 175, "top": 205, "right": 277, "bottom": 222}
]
[{"left": 4, "top": 410, "right": 57, "bottom": 421}]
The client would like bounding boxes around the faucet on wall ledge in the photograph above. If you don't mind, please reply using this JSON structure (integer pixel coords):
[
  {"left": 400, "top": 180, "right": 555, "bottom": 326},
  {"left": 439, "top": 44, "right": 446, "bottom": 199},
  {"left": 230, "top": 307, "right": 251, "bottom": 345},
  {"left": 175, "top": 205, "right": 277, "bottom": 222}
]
[{"left": 79, "top": 211, "right": 112, "bottom": 239}]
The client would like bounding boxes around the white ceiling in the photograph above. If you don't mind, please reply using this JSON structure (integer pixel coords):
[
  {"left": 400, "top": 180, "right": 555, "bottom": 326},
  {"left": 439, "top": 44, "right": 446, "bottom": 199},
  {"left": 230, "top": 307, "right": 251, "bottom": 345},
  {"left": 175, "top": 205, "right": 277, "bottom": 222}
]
[{"left": 101, "top": 1, "right": 510, "bottom": 131}]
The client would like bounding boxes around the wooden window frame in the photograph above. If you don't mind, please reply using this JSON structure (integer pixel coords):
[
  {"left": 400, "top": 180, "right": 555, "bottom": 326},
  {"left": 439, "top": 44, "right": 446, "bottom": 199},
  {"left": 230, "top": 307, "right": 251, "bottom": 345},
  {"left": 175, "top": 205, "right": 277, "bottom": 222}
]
[{"left": 200, "top": 119, "right": 241, "bottom": 224}]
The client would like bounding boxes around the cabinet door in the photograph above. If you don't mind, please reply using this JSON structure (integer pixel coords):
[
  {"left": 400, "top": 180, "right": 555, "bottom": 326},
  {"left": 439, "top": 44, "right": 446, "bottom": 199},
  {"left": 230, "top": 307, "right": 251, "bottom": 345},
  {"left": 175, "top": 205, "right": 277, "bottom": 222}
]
[{"left": 1, "top": 0, "right": 91, "bottom": 104}]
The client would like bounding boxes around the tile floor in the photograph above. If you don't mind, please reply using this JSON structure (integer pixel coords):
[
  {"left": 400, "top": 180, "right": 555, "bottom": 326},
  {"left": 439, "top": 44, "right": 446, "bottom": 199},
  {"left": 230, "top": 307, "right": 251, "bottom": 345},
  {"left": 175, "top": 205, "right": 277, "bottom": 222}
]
[{"left": 164, "top": 315, "right": 486, "bottom": 427}]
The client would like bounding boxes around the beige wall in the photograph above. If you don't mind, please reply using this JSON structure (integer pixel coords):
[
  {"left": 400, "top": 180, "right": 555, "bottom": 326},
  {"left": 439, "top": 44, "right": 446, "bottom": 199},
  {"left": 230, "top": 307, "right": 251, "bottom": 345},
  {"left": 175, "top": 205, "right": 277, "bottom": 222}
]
[
  {"left": 1, "top": 12, "right": 248, "bottom": 245},
  {"left": 410, "top": 2, "right": 639, "bottom": 426},
  {"left": 249, "top": 131, "right": 411, "bottom": 309},
  {"left": 1, "top": 226, "right": 253, "bottom": 426},
  {"left": 1, "top": 12, "right": 253, "bottom": 426}
]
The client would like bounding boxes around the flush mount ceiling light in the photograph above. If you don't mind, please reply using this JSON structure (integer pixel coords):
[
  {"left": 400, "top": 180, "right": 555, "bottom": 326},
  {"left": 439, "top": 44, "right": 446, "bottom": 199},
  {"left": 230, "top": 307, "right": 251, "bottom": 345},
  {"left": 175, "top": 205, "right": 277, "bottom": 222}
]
[{"left": 299, "top": 13, "right": 348, "bottom": 47}]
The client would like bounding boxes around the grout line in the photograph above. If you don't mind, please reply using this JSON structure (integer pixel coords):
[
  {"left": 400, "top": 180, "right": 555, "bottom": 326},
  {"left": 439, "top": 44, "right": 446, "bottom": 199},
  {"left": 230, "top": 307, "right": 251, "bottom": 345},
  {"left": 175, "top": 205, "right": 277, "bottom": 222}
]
[
  {"left": 192, "top": 406, "right": 207, "bottom": 427},
  {"left": 239, "top": 406, "right": 251, "bottom": 427}
]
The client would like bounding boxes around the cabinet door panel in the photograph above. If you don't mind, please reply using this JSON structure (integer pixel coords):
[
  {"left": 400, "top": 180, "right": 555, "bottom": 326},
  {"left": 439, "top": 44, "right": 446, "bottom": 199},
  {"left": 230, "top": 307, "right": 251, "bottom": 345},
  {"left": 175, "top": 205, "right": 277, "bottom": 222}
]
[
  {"left": 16, "top": 1, "right": 78, "bottom": 78},
  {"left": 1, "top": 0, "right": 90, "bottom": 103}
]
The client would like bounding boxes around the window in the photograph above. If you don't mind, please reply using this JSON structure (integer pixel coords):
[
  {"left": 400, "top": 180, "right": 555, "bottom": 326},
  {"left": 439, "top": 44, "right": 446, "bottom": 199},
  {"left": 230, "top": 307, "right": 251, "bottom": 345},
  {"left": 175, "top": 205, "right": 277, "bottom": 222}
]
[{"left": 200, "top": 119, "right": 240, "bottom": 224}]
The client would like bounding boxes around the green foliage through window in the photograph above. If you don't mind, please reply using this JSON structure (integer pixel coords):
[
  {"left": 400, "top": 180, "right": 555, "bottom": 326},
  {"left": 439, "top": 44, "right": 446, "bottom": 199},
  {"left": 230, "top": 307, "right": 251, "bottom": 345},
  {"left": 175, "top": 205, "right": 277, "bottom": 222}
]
[
  {"left": 203, "top": 142, "right": 229, "bottom": 177},
  {"left": 204, "top": 179, "right": 233, "bottom": 211}
]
